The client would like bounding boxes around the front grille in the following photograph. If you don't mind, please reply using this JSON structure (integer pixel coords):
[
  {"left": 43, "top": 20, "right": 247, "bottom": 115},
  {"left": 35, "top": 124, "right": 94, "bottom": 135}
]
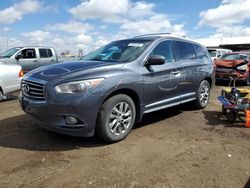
[{"left": 22, "top": 79, "right": 45, "bottom": 101}]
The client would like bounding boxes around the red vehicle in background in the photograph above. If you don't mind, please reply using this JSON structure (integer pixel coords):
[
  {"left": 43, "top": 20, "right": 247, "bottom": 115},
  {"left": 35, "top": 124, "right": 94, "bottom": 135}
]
[{"left": 215, "top": 51, "right": 250, "bottom": 85}]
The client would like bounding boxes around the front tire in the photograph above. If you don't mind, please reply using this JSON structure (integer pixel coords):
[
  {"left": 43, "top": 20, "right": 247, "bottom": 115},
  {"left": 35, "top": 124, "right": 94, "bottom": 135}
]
[
  {"left": 96, "top": 94, "right": 136, "bottom": 143},
  {"left": 195, "top": 80, "right": 211, "bottom": 109}
]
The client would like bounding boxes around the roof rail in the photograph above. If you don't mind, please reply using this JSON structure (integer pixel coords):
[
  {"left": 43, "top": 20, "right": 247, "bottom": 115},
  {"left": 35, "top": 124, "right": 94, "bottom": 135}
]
[{"left": 134, "top": 33, "right": 186, "bottom": 39}]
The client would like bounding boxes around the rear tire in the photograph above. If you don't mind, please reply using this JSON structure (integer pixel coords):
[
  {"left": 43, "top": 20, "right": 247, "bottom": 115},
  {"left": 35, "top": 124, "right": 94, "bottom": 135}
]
[
  {"left": 195, "top": 80, "right": 211, "bottom": 109},
  {"left": 96, "top": 94, "right": 136, "bottom": 143}
]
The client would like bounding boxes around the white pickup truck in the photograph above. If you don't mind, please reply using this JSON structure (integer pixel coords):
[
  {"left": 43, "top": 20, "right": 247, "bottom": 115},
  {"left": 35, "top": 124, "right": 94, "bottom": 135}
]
[
  {"left": 0, "top": 62, "right": 23, "bottom": 100},
  {"left": 0, "top": 47, "right": 58, "bottom": 73}
]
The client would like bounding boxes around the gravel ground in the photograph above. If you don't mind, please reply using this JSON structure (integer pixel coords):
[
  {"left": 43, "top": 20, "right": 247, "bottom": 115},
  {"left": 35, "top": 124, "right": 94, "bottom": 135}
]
[{"left": 0, "top": 85, "right": 250, "bottom": 188}]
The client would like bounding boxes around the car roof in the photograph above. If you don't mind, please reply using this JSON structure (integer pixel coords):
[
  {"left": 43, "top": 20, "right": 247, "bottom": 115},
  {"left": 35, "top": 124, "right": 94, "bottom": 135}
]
[
  {"left": 126, "top": 33, "right": 205, "bottom": 47},
  {"left": 10, "top": 46, "right": 54, "bottom": 49}
]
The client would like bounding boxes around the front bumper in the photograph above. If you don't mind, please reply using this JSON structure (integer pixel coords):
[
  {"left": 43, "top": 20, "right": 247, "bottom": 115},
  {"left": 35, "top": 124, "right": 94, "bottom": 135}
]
[
  {"left": 215, "top": 71, "right": 248, "bottom": 81},
  {"left": 19, "top": 92, "right": 102, "bottom": 137}
]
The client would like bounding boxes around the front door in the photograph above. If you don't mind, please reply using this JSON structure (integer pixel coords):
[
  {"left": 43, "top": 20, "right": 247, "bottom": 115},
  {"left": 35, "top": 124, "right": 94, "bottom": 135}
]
[
  {"left": 16, "top": 48, "right": 39, "bottom": 73},
  {"left": 142, "top": 40, "right": 181, "bottom": 112}
]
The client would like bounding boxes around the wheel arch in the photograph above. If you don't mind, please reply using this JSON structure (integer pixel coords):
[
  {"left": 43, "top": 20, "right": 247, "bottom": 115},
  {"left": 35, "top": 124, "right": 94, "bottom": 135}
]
[
  {"left": 203, "top": 77, "right": 213, "bottom": 88},
  {"left": 100, "top": 88, "right": 142, "bottom": 123}
]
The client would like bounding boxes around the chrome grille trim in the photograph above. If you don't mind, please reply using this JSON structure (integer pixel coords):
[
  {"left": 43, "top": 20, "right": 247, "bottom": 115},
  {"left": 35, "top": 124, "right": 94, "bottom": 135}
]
[{"left": 22, "top": 79, "right": 45, "bottom": 101}]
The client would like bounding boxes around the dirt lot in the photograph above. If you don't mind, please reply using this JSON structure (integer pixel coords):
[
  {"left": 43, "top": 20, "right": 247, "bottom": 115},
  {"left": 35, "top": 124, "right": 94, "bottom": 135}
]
[{"left": 0, "top": 85, "right": 250, "bottom": 188}]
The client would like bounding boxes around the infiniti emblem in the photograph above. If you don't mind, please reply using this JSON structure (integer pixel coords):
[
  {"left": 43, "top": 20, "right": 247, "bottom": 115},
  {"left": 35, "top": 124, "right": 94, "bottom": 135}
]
[{"left": 23, "top": 84, "right": 30, "bottom": 94}]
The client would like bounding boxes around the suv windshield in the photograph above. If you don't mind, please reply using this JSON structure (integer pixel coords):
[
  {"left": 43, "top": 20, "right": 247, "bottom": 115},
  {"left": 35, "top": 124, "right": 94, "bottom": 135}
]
[
  {"left": 220, "top": 53, "right": 249, "bottom": 60},
  {"left": 1, "top": 47, "right": 22, "bottom": 58},
  {"left": 81, "top": 39, "right": 152, "bottom": 62}
]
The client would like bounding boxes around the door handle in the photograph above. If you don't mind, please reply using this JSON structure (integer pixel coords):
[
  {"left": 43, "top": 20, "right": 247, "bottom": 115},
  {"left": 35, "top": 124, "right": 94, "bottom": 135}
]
[
  {"left": 172, "top": 71, "right": 180, "bottom": 75},
  {"left": 34, "top": 60, "right": 38, "bottom": 63},
  {"left": 198, "top": 67, "right": 204, "bottom": 71}
]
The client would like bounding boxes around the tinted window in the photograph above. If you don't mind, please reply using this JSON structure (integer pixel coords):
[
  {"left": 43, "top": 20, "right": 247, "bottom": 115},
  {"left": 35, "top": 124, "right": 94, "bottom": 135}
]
[
  {"left": 151, "top": 41, "right": 174, "bottom": 62},
  {"left": 48, "top": 49, "right": 53, "bottom": 57},
  {"left": 174, "top": 41, "right": 196, "bottom": 60},
  {"left": 193, "top": 44, "right": 209, "bottom": 60},
  {"left": 39, "top": 48, "right": 53, "bottom": 58}
]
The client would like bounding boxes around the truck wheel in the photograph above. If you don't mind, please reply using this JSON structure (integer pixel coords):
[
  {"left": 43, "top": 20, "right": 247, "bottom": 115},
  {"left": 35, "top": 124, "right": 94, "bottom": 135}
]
[
  {"left": 195, "top": 80, "right": 211, "bottom": 109},
  {"left": 96, "top": 94, "right": 136, "bottom": 143}
]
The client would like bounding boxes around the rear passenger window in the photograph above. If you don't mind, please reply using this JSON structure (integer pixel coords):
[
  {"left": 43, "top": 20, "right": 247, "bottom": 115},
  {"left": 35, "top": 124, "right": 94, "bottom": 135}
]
[
  {"left": 151, "top": 41, "right": 174, "bottom": 62},
  {"left": 174, "top": 41, "right": 196, "bottom": 60},
  {"left": 39, "top": 48, "right": 53, "bottom": 58},
  {"left": 193, "top": 44, "right": 209, "bottom": 60}
]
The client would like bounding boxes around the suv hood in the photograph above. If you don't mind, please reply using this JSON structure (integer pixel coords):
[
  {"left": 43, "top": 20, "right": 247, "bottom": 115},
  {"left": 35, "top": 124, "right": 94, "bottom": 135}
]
[
  {"left": 215, "top": 59, "right": 247, "bottom": 67},
  {"left": 25, "top": 61, "right": 123, "bottom": 81}
]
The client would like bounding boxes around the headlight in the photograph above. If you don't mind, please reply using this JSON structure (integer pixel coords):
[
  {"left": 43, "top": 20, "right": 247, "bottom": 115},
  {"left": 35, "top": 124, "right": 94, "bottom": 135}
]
[
  {"left": 55, "top": 78, "right": 105, "bottom": 94},
  {"left": 236, "top": 64, "right": 247, "bottom": 71}
]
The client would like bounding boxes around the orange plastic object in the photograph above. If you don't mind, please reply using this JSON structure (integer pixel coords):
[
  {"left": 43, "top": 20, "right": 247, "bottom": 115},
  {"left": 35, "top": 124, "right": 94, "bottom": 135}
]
[
  {"left": 245, "top": 110, "right": 250, "bottom": 128},
  {"left": 19, "top": 70, "right": 24, "bottom": 77}
]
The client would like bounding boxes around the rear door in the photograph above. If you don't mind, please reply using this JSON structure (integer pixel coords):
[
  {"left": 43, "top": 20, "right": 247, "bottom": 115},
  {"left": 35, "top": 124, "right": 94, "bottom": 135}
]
[
  {"left": 38, "top": 48, "right": 56, "bottom": 66},
  {"left": 172, "top": 40, "right": 198, "bottom": 100}
]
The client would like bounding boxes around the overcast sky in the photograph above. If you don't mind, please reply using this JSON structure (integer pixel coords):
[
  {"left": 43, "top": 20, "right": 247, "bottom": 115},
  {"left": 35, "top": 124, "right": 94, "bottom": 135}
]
[{"left": 0, "top": 0, "right": 250, "bottom": 53}]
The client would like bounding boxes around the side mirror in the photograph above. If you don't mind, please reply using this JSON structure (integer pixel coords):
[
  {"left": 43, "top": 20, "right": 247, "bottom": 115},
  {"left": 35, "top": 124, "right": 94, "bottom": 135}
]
[
  {"left": 15, "top": 54, "right": 21, "bottom": 60},
  {"left": 145, "top": 55, "right": 165, "bottom": 66}
]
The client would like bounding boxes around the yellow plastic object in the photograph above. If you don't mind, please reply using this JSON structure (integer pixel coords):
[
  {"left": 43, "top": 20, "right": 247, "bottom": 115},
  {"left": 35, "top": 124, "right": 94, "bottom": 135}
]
[
  {"left": 223, "top": 87, "right": 250, "bottom": 93},
  {"left": 222, "top": 87, "right": 250, "bottom": 99},
  {"left": 245, "top": 110, "right": 250, "bottom": 128}
]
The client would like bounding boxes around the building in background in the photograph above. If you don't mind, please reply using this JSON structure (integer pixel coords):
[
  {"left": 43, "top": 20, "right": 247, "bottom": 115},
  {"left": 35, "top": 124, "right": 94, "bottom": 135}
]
[{"left": 194, "top": 36, "right": 250, "bottom": 51}]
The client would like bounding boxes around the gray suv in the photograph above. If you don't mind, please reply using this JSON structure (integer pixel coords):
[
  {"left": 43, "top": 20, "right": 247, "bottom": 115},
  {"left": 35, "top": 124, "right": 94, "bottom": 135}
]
[{"left": 20, "top": 34, "right": 214, "bottom": 142}]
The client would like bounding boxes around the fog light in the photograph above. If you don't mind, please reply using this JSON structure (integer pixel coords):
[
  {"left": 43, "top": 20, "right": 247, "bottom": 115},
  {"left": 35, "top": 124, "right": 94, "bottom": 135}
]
[{"left": 65, "top": 116, "right": 78, "bottom": 125}]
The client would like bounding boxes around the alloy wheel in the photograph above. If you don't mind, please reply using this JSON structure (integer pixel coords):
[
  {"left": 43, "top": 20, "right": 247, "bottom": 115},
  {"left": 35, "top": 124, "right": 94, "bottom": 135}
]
[
  {"left": 109, "top": 102, "right": 132, "bottom": 136},
  {"left": 199, "top": 84, "right": 210, "bottom": 106}
]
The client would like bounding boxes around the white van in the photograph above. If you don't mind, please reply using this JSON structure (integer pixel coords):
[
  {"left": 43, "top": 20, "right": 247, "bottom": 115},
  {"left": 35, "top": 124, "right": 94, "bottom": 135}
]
[{"left": 208, "top": 48, "right": 232, "bottom": 60}]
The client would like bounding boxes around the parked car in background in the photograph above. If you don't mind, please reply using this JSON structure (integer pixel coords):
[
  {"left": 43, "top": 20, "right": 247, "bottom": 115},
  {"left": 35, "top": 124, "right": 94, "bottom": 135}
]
[
  {"left": 208, "top": 48, "right": 232, "bottom": 60},
  {"left": 20, "top": 33, "right": 214, "bottom": 142},
  {"left": 0, "top": 62, "right": 23, "bottom": 100},
  {"left": 0, "top": 47, "right": 58, "bottom": 73},
  {"left": 215, "top": 51, "right": 250, "bottom": 85}
]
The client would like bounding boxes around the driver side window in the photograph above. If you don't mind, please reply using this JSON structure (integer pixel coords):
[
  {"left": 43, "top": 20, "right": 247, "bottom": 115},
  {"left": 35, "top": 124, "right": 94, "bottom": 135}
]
[
  {"left": 151, "top": 41, "right": 174, "bottom": 63},
  {"left": 18, "top": 49, "right": 36, "bottom": 59}
]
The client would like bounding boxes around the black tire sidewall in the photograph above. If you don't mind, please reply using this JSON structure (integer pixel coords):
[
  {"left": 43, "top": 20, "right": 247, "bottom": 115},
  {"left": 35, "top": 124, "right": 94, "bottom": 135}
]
[{"left": 97, "top": 94, "right": 136, "bottom": 142}]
